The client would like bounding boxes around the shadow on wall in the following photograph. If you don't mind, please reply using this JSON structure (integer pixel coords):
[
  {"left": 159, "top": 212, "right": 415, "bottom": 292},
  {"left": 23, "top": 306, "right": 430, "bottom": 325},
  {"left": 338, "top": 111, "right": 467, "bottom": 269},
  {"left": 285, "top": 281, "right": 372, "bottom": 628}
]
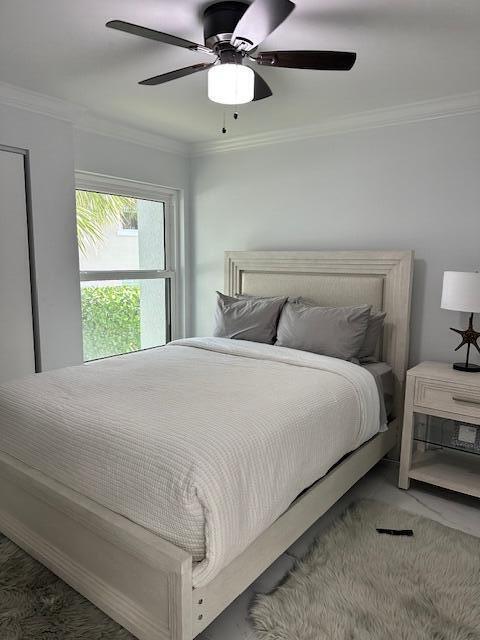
[{"left": 409, "top": 258, "right": 427, "bottom": 365}]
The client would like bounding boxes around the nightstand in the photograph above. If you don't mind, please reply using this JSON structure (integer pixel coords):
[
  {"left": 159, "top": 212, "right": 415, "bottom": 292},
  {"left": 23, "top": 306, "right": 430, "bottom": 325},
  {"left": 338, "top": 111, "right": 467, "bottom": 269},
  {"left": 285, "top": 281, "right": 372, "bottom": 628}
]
[{"left": 399, "top": 362, "right": 480, "bottom": 497}]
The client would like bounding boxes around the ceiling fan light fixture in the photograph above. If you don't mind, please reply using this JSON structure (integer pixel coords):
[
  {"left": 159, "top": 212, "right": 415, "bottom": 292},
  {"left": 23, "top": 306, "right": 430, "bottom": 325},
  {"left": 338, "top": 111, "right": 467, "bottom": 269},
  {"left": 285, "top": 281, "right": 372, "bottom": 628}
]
[
  {"left": 108, "top": 0, "right": 357, "bottom": 104},
  {"left": 207, "top": 63, "right": 254, "bottom": 104}
]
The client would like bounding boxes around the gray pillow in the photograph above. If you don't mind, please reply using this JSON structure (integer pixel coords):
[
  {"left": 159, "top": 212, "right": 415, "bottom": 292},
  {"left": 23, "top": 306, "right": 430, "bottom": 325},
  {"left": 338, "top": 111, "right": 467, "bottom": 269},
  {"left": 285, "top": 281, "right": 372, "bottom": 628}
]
[
  {"left": 213, "top": 292, "right": 287, "bottom": 344},
  {"left": 237, "top": 293, "right": 300, "bottom": 303},
  {"left": 358, "top": 311, "right": 387, "bottom": 361},
  {"left": 275, "top": 301, "right": 371, "bottom": 361}
]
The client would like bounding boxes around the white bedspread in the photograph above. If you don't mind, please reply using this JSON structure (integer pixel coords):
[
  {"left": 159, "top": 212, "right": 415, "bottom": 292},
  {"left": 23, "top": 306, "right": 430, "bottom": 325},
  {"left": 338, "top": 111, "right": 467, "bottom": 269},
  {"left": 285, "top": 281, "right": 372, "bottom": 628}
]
[{"left": 0, "top": 337, "right": 380, "bottom": 587}]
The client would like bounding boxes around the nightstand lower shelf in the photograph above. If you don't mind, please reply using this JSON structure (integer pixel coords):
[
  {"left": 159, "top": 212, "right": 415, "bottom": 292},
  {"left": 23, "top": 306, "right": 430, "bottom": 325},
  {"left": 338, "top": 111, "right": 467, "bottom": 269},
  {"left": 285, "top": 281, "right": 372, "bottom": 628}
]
[{"left": 409, "top": 449, "right": 480, "bottom": 498}]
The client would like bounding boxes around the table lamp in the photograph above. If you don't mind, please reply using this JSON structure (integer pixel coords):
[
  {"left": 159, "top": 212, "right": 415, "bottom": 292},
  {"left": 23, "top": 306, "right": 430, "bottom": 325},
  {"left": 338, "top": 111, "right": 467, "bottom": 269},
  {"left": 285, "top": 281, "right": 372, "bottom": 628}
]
[{"left": 441, "top": 271, "right": 480, "bottom": 372}]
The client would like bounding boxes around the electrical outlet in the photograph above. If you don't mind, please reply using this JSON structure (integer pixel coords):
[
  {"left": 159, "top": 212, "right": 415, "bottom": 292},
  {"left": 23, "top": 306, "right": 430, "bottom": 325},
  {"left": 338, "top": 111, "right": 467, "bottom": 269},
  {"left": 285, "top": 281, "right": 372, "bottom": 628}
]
[{"left": 457, "top": 424, "right": 477, "bottom": 445}]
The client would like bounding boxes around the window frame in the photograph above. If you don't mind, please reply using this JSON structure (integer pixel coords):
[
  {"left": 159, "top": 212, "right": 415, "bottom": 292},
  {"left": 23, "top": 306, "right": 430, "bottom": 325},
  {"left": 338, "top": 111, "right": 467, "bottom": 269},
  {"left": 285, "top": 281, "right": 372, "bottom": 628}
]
[{"left": 75, "top": 171, "right": 182, "bottom": 359}]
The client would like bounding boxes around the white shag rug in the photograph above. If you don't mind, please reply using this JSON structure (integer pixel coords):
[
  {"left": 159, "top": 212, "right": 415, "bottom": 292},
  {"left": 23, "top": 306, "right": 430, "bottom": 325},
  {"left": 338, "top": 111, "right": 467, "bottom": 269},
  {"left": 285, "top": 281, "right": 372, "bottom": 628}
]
[
  {"left": 0, "top": 533, "right": 134, "bottom": 639},
  {"left": 250, "top": 499, "right": 480, "bottom": 640}
]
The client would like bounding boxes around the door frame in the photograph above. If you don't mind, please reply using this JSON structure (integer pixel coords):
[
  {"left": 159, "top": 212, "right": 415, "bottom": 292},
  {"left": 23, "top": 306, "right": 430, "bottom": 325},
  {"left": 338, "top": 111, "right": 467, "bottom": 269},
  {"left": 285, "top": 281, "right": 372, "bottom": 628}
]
[{"left": 0, "top": 143, "right": 40, "bottom": 372}]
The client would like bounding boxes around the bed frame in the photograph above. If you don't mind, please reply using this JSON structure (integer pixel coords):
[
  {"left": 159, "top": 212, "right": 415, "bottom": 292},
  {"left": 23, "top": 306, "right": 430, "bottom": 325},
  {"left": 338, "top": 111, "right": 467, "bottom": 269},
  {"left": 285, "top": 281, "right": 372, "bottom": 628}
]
[{"left": 0, "top": 250, "right": 414, "bottom": 640}]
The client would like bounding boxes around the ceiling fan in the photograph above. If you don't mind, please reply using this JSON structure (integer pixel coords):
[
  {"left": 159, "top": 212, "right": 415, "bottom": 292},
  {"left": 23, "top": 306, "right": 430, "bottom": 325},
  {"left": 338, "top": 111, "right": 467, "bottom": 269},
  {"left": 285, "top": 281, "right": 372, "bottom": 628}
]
[{"left": 106, "top": 0, "right": 356, "bottom": 105}]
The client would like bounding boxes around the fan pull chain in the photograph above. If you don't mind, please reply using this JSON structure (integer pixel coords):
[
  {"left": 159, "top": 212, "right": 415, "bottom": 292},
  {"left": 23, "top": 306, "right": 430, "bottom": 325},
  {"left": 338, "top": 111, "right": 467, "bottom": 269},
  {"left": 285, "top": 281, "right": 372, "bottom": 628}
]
[{"left": 221, "top": 109, "right": 240, "bottom": 134}]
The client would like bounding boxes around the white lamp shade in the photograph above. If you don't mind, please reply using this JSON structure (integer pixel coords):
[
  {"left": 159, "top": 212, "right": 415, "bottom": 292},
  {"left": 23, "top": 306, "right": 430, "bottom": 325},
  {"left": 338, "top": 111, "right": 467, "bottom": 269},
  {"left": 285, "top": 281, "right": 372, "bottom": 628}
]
[
  {"left": 441, "top": 271, "right": 480, "bottom": 313},
  {"left": 208, "top": 63, "right": 254, "bottom": 105}
]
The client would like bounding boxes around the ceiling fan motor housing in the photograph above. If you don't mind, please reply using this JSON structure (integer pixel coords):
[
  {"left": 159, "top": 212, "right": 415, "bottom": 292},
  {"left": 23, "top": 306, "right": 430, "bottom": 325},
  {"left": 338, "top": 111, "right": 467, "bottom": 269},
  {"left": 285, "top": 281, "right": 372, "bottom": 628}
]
[
  {"left": 106, "top": 0, "right": 356, "bottom": 98},
  {"left": 203, "top": 1, "right": 249, "bottom": 49}
]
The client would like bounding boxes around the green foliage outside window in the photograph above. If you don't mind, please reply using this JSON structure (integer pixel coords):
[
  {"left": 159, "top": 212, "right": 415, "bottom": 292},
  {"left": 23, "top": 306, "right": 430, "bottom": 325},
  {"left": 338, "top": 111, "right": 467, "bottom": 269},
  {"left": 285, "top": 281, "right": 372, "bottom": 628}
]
[
  {"left": 76, "top": 190, "right": 136, "bottom": 255},
  {"left": 81, "top": 285, "right": 141, "bottom": 361}
]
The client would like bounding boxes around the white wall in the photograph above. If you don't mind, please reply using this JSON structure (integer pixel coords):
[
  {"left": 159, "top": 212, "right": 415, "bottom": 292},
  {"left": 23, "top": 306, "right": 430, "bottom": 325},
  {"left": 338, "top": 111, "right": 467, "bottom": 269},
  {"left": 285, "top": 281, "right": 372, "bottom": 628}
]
[
  {"left": 74, "top": 131, "right": 189, "bottom": 194},
  {"left": 0, "top": 103, "right": 83, "bottom": 370},
  {"left": 191, "top": 112, "right": 480, "bottom": 366},
  {"left": 3, "top": 95, "right": 478, "bottom": 370},
  {"left": 0, "top": 102, "right": 191, "bottom": 371}
]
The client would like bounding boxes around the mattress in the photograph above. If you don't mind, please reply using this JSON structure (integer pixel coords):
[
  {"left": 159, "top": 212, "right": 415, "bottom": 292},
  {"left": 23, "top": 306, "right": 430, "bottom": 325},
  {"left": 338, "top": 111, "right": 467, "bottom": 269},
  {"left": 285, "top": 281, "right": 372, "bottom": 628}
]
[
  {"left": 362, "top": 361, "right": 394, "bottom": 423},
  {"left": 0, "top": 337, "right": 381, "bottom": 587}
]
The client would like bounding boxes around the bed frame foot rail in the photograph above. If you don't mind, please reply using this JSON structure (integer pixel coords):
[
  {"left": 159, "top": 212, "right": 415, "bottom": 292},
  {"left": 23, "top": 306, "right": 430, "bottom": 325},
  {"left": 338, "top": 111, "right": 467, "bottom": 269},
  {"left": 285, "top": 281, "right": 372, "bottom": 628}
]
[{"left": 0, "top": 450, "right": 193, "bottom": 640}]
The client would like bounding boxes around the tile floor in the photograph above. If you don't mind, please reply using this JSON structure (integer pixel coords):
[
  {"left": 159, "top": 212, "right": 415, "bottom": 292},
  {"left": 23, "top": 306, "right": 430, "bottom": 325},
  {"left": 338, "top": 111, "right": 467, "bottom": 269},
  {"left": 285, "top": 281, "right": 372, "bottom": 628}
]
[{"left": 197, "top": 460, "right": 480, "bottom": 640}]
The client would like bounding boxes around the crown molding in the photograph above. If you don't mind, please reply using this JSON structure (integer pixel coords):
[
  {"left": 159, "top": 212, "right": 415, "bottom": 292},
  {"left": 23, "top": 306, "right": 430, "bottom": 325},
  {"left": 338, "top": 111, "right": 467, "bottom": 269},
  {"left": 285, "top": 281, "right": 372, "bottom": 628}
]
[
  {"left": 74, "top": 112, "right": 189, "bottom": 157},
  {"left": 0, "top": 81, "right": 189, "bottom": 156},
  {"left": 2, "top": 80, "right": 479, "bottom": 159},
  {"left": 192, "top": 90, "right": 480, "bottom": 156},
  {"left": 0, "top": 80, "right": 85, "bottom": 122}
]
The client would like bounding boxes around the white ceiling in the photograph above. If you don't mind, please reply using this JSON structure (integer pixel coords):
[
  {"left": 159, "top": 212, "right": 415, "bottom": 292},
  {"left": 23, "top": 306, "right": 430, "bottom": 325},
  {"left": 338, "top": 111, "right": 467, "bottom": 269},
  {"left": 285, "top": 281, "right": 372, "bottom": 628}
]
[{"left": 1, "top": 0, "right": 479, "bottom": 143}]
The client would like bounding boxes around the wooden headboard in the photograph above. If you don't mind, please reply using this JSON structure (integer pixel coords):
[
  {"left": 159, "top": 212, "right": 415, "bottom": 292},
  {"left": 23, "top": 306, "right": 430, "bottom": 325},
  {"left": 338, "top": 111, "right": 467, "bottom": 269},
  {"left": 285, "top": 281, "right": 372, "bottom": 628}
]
[{"left": 225, "top": 250, "right": 414, "bottom": 418}]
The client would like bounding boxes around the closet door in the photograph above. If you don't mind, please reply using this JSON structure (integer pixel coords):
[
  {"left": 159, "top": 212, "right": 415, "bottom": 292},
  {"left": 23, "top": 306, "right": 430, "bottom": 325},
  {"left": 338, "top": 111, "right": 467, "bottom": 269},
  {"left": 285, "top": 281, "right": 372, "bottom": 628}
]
[{"left": 0, "top": 148, "right": 36, "bottom": 383}]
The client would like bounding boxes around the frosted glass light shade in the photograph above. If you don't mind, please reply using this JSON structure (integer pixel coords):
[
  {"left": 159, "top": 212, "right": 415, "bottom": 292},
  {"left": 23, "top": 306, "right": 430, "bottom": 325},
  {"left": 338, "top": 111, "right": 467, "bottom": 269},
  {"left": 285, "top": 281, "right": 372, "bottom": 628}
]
[
  {"left": 208, "top": 64, "right": 254, "bottom": 105},
  {"left": 441, "top": 271, "right": 480, "bottom": 313}
]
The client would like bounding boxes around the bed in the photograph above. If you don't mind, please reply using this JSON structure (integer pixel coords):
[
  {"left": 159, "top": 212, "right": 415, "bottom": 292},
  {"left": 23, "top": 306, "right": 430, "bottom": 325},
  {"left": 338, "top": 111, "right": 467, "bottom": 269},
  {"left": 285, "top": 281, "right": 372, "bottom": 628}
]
[{"left": 0, "top": 250, "right": 413, "bottom": 640}]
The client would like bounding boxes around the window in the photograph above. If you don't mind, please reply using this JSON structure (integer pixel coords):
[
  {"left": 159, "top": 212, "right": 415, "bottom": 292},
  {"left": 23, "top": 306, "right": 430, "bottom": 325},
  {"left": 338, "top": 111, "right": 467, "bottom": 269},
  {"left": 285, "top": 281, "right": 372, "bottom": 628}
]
[
  {"left": 75, "top": 174, "right": 179, "bottom": 362},
  {"left": 118, "top": 205, "right": 138, "bottom": 234}
]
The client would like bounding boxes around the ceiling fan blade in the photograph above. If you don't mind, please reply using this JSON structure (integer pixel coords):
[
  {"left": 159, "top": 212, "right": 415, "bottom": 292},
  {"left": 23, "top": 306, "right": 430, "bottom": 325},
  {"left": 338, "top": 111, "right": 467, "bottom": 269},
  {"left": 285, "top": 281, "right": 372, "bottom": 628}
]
[
  {"left": 231, "top": 0, "right": 295, "bottom": 51},
  {"left": 252, "top": 70, "right": 273, "bottom": 101},
  {"left": 139, "top": 63, "right": 214, "bottom": 86},
  {"left": 106, "top": 20, "right": 213, "bottom": 54},
  {"left": 255, "top": 50, "right": 357, "bottom": 70}
]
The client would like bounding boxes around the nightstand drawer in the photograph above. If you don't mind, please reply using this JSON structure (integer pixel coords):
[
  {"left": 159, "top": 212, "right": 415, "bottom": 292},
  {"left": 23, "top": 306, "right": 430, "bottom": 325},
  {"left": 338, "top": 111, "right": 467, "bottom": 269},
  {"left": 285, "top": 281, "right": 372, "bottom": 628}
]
[{"left": 414, "top": 377, "right": 480, "bottom": 419}]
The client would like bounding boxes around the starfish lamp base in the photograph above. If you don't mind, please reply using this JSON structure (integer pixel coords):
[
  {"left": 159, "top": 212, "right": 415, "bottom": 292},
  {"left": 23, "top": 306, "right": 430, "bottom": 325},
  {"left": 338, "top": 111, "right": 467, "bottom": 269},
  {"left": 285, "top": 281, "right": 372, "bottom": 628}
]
[
  {"left": 453, "top": 362, "right": 480, "bottom": 373},
  {"left": 450, "top": 312, "right": 480, "bottom": 373}
]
